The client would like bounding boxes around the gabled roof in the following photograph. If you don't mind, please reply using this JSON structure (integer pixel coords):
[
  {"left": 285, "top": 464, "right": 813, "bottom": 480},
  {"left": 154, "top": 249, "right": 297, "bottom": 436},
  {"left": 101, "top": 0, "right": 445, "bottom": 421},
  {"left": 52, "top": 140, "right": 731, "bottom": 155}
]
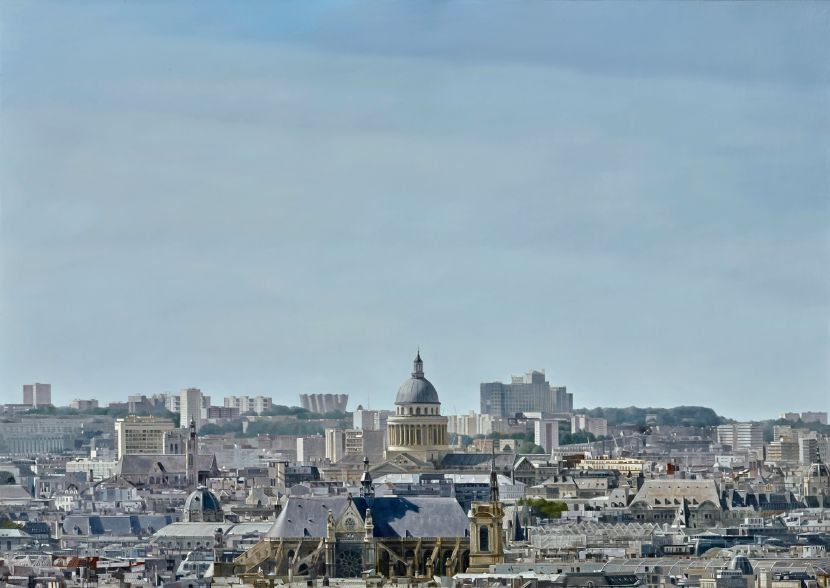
[{"left": 631, "top": 479, "right": 720, "bottom": 509}]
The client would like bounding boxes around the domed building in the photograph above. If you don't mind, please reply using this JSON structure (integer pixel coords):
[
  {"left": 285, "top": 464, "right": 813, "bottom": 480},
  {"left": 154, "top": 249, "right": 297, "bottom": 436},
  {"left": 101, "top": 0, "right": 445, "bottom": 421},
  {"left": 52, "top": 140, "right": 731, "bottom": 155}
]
[
  {"left": 183, "top": 485, "right": 224, "bottom": 523},
  {"left": 386, "top": 352, "right": 449, "bottom": 463}
]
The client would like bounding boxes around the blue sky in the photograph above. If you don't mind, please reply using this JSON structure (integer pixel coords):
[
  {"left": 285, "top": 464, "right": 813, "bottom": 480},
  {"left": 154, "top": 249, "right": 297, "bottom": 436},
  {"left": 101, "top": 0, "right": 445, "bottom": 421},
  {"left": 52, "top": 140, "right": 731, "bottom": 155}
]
[{"left": 1, "top": 2, "right": 828, "bottom": 418}]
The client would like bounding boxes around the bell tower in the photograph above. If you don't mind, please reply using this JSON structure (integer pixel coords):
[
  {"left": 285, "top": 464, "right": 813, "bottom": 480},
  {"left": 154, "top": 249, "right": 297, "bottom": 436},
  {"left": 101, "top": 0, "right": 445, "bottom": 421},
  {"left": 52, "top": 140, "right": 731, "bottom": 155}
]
[
  {"left": 186, "top": 418, "right": 198, "bottom": 488},
  {"left": 467, "top": 450, "right": 504, "bottom": 572}
]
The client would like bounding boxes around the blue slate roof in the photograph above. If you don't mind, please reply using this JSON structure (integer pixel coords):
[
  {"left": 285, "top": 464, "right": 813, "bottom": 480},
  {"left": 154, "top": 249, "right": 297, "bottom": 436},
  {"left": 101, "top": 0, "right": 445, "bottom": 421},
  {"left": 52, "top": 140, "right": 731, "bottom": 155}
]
[
  {"left": 62, "top": 514, "right": 175, "bottom": 536},
  {"left": 266, "top": 495, "right": 469, "bottom": 539}
]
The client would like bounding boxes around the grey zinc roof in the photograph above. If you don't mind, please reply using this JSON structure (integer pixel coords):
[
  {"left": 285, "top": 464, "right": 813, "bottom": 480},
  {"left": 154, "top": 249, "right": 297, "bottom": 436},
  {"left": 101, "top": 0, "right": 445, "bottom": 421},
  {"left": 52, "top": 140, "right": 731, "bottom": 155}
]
[
  {"left": 267, "top": 495, "right": 469, "bottom": 539},
  {"left": 395, "top": 377, "right": 440, "bottom": 405},
  {"left": 62, "top": 514, "right": 175, "bottom": 536},
  {"left": 0, "top": 485, "right": 33, "bottom": 500},
  {"left": 440, "top": 453, "right": 515, "bottom": 469},
  {"left": 151, "top": 522, "right": 235, "bottom": 539},
  {"left": 117, "top": 454, "right": 218, "bottom": 475}
]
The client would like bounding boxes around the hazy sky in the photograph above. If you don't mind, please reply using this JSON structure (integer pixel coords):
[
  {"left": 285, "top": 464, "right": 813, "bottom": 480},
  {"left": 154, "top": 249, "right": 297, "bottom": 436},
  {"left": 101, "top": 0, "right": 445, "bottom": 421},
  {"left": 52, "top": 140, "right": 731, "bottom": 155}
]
[{"left": 1, "top": 2, "right": 828, "bottom": 419}]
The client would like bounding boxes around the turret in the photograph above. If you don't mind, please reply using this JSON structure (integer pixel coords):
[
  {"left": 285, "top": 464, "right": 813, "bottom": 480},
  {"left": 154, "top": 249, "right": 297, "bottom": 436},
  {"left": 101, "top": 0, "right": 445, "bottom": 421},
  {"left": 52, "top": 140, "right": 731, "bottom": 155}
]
[
  {"left": 360, "top": 456, "right": 374, "bottom": 498},
  {"left": 412, "top": 350, "right": 424, "bottom": 379}
]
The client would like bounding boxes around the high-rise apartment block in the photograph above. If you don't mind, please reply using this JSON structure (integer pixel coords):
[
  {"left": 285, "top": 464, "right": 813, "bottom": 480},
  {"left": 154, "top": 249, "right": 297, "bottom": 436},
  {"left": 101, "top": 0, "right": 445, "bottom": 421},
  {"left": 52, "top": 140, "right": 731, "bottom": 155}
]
[
  {"left": 534, "top": 419, "right": 559, "bottom": 453},
  {"left": 571, "top": 414, "right": 608, "bottom": 438},
  {"left": 164, "top": 393, "right": 181, "bottom": 413},
  {"left": 297, "top": 436, "right": 325, "bottom": 463},
  {"left": 300, "top": 393, "right": 349, "bottom": 414},
  {"left": 69, "top": 399, "right": 99, "bottom": 411},
  {"left": 206, "top": 406, "right": 240, "bottom": 420},
  {"left": 22, "top": 383, "right": 52, "bottom": 407},
  {"left": 799, "top": 437, "right": 819, "bottom": 465},
  {"left": 480, "top": 370, "right": 572, "bottom": 417},
  {"left": 344, "top": 429, "right": 386, "bottom": 462},
  {"left": 180, "top": 388, "right": 203, "bottom": 430},
  {"left": 224, "top": 395, "right": 273, "bottom": 415},
  {"left": 115, "top": 415, "right": 176, "bottom": 459},
  {"left": 717, "top": 422, "right": 764, "bottom": 454},
  {"left": 353, "top": 407, "right": 393, "bottom": 431},
  {"left": 324, "top": 428, "right": 346, "bottom": 463},
  {"left": 765, "top": 440, "right": 799, "bottom": 464},
  {"left": 447, "top": 411, "right": 495, "bottom": 438},
  {"left": 780, "top": 411, "right": 828, "bottom": 425}
]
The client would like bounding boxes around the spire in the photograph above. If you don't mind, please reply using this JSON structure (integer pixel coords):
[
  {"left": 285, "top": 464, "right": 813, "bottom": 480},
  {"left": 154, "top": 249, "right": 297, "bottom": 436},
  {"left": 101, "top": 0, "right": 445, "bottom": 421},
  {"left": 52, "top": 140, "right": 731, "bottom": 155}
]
[
  {"left": 412, "top": 349, "right": 424, "bottom": 378},
  {"left": 360, "top": 456, "right": 374, "bottom": 497},
  {"left": 490, "top": 445, "right": 499, "bottom": 503}
]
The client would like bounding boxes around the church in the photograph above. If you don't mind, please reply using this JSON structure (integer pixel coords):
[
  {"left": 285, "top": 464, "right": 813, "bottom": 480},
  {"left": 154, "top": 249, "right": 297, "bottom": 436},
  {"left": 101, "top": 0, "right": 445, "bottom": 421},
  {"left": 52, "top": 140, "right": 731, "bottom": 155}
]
[{"left": 233, "top": 353, "right": 504, "bottom": 580}]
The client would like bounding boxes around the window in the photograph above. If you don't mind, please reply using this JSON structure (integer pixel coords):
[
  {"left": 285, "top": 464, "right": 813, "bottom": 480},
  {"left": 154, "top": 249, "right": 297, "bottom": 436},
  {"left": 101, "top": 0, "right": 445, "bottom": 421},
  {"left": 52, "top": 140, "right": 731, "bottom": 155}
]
[{"left": 479, "top": 526, "right": 489, "bottom": 552}]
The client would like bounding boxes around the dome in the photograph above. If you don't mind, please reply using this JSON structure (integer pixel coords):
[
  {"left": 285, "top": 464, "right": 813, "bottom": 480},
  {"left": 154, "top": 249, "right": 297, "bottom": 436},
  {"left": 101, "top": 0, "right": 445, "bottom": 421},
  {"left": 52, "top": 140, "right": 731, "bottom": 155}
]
[
  {"left": 183, "top": 486, "right": 223, "bottom": 523},
  {"left": 396, "top": 377, "right": 440, "bottom": 405},
  {"left": 808, "top": 463, "right": 830, "bottom": 478},
  {"left": 394, "top": 351, "right": 440, "bottom": 405}
]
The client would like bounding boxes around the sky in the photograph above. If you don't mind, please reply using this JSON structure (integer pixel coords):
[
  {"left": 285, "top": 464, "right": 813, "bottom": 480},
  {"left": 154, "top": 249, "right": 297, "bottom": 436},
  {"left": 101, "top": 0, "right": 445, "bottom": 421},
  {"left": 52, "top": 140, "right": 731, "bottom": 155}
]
[{"left": 1, "top": 2, "right": 828, "bottom": 419}]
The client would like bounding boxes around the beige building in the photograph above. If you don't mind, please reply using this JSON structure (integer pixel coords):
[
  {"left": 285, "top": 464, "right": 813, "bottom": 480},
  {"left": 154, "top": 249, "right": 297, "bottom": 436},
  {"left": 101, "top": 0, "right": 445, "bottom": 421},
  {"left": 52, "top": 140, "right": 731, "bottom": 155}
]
[
  {"left": 115, "top": 415, "right": 176, "bottom": 459},
  {"left": 765, "top": 440, "right": 799, "bottom": 464},
  {"left": 180, "top": 387, "right": 204, "bottom": 430},
  {"left": 577, "top": 455, "right": 645, "bottom": 474}
]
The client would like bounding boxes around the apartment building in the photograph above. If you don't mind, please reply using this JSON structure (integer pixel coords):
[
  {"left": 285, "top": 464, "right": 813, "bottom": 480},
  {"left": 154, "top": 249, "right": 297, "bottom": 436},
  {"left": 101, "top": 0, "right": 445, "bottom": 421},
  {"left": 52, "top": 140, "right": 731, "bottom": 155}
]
[
  {"left": 22, "top": 383, "right": 52, "bottom": 407},
  {"left": 717, "top": 422, "right": 764, "bottom": 454},
  {"left": 115, "top": 415, "right": 176, "bottom": 458},
  {"left": 224, "top": 395, "right": 273, "bottom": 415},
  {"left": 571, "top": 414, "right": 608, "bottom": 438},
  {"left": 481, "top": 370, "right": 572, "bottom": 417}
]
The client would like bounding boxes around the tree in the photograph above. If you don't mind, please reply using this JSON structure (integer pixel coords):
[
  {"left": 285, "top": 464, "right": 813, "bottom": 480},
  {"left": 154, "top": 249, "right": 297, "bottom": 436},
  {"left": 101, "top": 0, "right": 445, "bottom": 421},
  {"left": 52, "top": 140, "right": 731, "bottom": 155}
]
[{"left": 519, "top": 498, "right": 567, "bottom": 521}]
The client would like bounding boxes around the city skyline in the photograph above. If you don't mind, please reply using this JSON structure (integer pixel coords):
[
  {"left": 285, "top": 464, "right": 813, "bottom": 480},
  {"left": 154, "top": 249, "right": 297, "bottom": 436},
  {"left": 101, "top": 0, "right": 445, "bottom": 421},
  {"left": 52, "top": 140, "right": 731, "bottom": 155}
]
[{"left": 1, "top": 3, "right": 828, "bottom": 419}]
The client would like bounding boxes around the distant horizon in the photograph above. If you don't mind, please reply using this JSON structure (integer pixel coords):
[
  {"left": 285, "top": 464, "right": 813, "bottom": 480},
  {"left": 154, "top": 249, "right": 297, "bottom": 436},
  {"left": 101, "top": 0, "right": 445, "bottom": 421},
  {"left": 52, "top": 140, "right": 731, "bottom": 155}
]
[
  {"left": 16, "top": 370, "right": 826, "bottom": 424},
  {"left": 2, "top": 3, "right": 827, "bottom": 419}
]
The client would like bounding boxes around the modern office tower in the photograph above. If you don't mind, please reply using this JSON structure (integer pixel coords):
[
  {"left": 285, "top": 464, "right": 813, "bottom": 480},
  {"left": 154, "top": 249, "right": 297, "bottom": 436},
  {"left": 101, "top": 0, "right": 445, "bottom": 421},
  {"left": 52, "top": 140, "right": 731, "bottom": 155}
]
[
  {"left": 534, "top": 419, "right": 559, "bottom": 453},
  {"left": 717, "top": 422, "right": 764, "bottom": 454},
  {"left": 297, "top": 436, "right": 325, "bottom": 463},
  {"left": 480, "top": 370, "right": 571, "bottom": 417},
  {"left": 325, "top": 428, "right": 346, "bottom": 463},
  {"left": 115, "top": 415, "right": 176, "bottom": 459},
  {"left": 22, "top": 383, "right": 52, "bottom": 407},
  {"left": 299, "top": 393, "right": 349, "bottom": 414},
  {"left": 571, "top": 415, "right": 608, "bottom": 438},
  {"left": 180, "top": 388, "right": 203, "bottom": 430},
  {"left": 224, "top": 395, "right": 273, "bottom": 415}
]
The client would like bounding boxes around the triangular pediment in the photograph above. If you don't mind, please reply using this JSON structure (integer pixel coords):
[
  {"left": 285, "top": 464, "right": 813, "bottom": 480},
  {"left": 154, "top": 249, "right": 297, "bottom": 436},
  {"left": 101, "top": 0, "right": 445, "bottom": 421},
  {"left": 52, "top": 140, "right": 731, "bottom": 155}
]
[{"left": 336, "top": 499, "right": 364, "bottom": 533}]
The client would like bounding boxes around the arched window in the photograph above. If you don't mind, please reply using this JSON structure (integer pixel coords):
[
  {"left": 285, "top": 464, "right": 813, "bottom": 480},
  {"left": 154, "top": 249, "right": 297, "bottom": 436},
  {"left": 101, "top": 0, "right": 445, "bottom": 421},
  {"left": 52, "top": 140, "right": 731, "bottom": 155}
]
[
  {"left": 416, "top": 407, "right": 421, "bottom": 415},
  {"left": 479, "top": 526, "right": 490, "bottom": 552}
]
